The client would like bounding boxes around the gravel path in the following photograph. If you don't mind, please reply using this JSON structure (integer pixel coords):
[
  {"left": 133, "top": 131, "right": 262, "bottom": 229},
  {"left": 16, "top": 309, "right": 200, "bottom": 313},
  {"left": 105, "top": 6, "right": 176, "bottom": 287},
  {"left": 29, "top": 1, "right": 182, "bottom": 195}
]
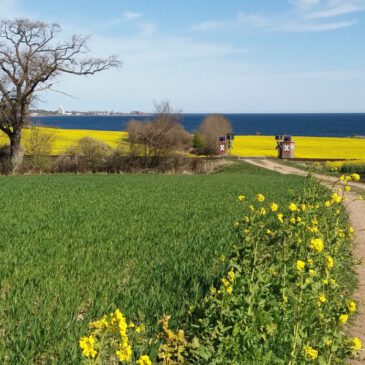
[{"left": 243, "top": 158, "right": 365, "bottom": 364}]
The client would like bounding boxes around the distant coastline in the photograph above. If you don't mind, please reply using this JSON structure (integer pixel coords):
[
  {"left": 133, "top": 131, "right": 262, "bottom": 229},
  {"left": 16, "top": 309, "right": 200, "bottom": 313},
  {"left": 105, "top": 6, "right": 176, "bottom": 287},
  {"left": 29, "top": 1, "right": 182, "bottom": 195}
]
[{"left": 31, "top": 113, "right": 365, "bottom": 138}]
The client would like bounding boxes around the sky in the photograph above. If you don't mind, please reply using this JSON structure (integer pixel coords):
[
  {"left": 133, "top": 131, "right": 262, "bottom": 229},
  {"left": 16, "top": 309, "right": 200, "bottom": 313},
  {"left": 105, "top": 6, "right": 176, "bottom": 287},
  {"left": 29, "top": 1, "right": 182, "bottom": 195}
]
[{"left": 1, "top": 0, "right": 365, "bottom": 113}]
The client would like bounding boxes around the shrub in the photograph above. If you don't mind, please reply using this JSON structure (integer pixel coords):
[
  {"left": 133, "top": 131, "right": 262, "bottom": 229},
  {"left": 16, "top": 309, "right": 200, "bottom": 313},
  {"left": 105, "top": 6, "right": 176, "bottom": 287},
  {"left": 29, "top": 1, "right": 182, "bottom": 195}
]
[
  {"left": 55, "top": 137, "right": 113, "bottom": 172},
  {"left": 127, "top": 102, "right": 192, "bottom": 167},
  {"left": 192, "top": 133, "right": 204, "bottom": 155},
  {"left": 23, "top": 126, "right": 56, "bottom": 172},
  {"left": 198, "top": 115, "right": 232, "bottom": 155}
]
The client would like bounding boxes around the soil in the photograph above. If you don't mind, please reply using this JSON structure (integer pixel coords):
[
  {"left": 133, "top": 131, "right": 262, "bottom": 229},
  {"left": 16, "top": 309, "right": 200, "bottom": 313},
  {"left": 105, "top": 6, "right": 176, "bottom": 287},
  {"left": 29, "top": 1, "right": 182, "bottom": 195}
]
[{"left": 242, "top": 158, "right": 365, "bottom": 364}]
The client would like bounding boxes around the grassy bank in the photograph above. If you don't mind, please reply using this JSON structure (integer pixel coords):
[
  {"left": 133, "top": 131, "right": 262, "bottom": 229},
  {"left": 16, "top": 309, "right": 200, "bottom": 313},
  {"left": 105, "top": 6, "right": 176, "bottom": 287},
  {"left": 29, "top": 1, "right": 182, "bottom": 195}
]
[
  {"left": 2, "top": 128, "right": 365, "bottom": 159},
  {"left": 0, "top": 163, "right": 304, "bottom": 364}
]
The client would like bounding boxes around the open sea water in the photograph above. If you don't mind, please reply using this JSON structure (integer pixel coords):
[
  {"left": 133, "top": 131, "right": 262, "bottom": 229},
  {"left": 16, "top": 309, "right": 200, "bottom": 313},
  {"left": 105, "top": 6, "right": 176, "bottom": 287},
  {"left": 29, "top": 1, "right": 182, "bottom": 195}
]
[{"left": 32, "top": 113, "right": 365, "bottom": 137}]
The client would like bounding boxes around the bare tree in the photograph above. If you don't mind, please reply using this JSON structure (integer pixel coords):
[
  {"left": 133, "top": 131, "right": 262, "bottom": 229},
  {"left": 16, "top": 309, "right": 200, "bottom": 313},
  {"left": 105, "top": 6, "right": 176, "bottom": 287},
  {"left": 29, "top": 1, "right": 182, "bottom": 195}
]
[
  {"left": 127, "top": 102, "right": 191, "bottom": 166},
  {"left": 0, "top": 18, "right": 121, "bottom": 172},
  {"left": 198, "top": 114, "right": 232, "bottom": 155}
]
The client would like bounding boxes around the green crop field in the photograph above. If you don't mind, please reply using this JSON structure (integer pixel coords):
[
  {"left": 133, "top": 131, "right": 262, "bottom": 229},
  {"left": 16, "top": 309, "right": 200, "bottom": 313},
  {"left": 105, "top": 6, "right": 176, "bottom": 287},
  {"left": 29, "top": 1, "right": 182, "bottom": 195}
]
[{"left": 0, "top": 163, "right": 305, "bottom": 364}]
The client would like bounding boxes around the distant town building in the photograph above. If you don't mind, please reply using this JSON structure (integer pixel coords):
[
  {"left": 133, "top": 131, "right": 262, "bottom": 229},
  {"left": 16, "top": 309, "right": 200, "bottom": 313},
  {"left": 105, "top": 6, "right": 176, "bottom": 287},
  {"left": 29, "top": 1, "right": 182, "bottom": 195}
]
[{"left": 57, "top": 105, "right": 65, "bottom": 115}]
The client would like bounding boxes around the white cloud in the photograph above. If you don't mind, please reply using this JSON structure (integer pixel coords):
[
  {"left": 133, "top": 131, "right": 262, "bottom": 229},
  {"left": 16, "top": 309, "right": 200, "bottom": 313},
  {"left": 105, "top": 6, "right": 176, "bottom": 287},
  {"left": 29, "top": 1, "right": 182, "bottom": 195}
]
[
  {"left": 122, "top": 11, "right": 143, "bottom": 20},
  {"left": 280, "top": 19, "right": 358, "bottom": 31},
  {"left": 236, "top": 13, "right": 270, "bottom": 28},
  {"left": 190, "top": 0, "right": 365, "bottom": 33},
  {"left": 289, "top": 0, "right": 321, "bottom": 10},
  {"left": 190, "top": 20, "right": 224, "bottom": 32},
  {"left": 307, "top": 2, "right": 365, "bottom": 19}
]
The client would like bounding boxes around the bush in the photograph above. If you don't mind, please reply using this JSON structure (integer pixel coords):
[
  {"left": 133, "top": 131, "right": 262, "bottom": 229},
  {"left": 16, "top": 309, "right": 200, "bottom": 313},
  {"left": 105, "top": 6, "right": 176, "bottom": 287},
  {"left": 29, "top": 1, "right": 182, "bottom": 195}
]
[
  {"left": 127, "top": 102, "right": 192, "bottom": 166},
  {"left": 55, "top": 137, "right": 113, "bottom": 173},
  {"left": 198, "top": 115, "right": 232, "bottom": 155},
  {"left": 192, "top": 132, "right": 204, "bottom": 155},
  {"left": 23, "top": 126, "right": 56, "bottom": 172}
]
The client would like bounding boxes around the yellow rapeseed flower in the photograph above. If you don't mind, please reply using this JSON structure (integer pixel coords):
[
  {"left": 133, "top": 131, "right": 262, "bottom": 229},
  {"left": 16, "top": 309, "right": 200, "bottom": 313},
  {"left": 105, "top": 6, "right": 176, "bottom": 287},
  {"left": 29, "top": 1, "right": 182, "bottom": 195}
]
[
  {"left": 345, "top": 186, "right": 351, "bottom": 192},
  {"left": 301, "top": 204, "right": 307, "bottom": 211},
  {"left": 324, "top": 339, "right": 333, "bottom": 346},
  {"left": 79, "top": 336, "right": 97, "bottom": 358},
  {"left": 325, "top": 201, "right": 331, "bottom": 207},
  {"left": 259, "top": 207, "right": 266, "bottom": 215},
  {"left": 318, "top": 294, "right": 326, "bottom": 306},
  {"left": 226, "top": 286, "right": 233, "bottom": 294},
  {"left": 331, "top": 193, "right": 342, "bottom": 203},
  {"left": 228, "top": 270, "right": 235, "bottom": 283},
  {"left": 352, "top": 173, "right": 361, "bottom": 181},
  {"left": 339, "top": 314, "right": 348, "bottom": 324},
  {"left": 136, "top": 324, "right": 146, "bottom": 333},
  {"left": 296, "top": 260, "right": 306, "bottom": 272},
  {"left": 256, "top": 193, "right": 265, "bottom": 202},
  {"left": 290, "top": 217, "right": 296, "bottom": 224},
  {"left": 350, "top": 337, "right": 362, "bottom": 351},
  {"left": 116, "top": 343, "right": 132, "bottom": 362},
  {"left": 289, "top": 203, "right": 298, "bottom": 212},
  {"left": 270, "top": 202, "right": 279, "bottom": 212},
  {"left": 221, "top": 278, "right": 230, "bottom": 287},
  {"left": 309, "top": 238, "right": 324, "bottom": 253},
  {"left": 304, "top": 345, "right": 318, "bottom": 360},
  {"left": 348, "top": 301, "right": 357, "bottom": 314},
  {"left": 136, "top": 355, "right": 152, "bottom": 365},
  {"left": 89, "top": 317, "right": 109, "bottom": 331},
  {"left": 278, "top": 213, "right": 284, "bottom": 223},
  {"left": 238, "top": 195, "right": 245, "bottom": 201},
  {"left": 309, "top": 269, "right": 316, "bottom": 277},
  {"left": 326, "top": 256, "right": 334, "bottom": 269}
]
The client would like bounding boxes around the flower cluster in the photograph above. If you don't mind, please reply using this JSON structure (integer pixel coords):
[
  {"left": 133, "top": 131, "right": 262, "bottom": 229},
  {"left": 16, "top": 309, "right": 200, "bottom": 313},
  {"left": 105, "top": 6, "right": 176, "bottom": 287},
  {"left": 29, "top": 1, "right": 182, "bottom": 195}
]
[
  {"left": 187, "top": 175, "right": 362, "bottom": 364},
  {"left": 79, "top": 309, "right": 149, "bottom": 364}
]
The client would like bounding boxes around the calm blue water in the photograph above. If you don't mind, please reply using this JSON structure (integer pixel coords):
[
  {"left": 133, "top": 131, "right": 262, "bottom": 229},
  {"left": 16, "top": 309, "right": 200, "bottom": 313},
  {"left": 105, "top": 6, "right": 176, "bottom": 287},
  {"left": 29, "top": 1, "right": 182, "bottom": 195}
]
[{"left": 31, "top": 113, "right": 365, "bottom": 137}]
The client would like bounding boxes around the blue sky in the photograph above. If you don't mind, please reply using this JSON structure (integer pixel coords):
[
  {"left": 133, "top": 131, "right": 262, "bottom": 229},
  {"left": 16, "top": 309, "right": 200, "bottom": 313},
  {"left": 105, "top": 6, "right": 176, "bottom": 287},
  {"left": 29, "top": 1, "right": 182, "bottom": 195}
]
[{"left": 2, "top": 0, "right": 365, "bottom": 112}]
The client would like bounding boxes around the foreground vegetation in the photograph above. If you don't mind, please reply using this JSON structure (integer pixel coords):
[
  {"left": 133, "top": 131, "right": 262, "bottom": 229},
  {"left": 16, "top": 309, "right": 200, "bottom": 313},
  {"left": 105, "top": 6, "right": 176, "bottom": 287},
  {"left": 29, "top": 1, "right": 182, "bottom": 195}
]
[
  {"left": 79, "top": 174, "right": 361, "bottom": 364},
  {"left": 2, "top": 128, "right": 365, "bottom": 159},
  {"left": 323, "top": 160, "right": 365, "bottom": 176},
  {"left": 0, "top": 163, "right": 305, "bottom": 364}
]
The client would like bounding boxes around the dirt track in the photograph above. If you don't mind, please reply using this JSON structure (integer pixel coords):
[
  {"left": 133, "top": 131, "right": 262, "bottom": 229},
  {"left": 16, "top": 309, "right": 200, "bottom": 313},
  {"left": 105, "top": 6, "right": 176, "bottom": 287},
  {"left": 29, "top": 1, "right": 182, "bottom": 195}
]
[{"left": 243, "top": 158, "right": 365, "bottom": 364}]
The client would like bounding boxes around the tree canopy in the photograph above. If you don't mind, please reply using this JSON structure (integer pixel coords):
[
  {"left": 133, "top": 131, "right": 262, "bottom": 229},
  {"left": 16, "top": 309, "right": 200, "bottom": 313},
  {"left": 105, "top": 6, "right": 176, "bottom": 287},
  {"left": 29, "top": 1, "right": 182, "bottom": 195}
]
[{"left": 0, "top": 18, "right": 121, "bottom": 172}]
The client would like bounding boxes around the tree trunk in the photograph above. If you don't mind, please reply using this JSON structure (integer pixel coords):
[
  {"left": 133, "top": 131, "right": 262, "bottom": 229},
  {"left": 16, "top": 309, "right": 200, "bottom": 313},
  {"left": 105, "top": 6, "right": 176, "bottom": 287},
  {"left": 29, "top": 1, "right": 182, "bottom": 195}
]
[{"left": 9, "top": 129, "right": 24, "bottom": 173}]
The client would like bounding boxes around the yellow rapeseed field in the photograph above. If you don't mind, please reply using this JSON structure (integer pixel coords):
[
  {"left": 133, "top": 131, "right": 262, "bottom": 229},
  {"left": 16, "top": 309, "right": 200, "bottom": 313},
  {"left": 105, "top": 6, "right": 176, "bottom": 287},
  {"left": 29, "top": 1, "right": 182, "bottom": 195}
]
[
  {"left": 1, "top": 128, "right": 364, "bottom": 159},
  {"left": 231, "top": 136, "right": 365, "bottom": 159},
  {"left": 0, "top": 127, "right": 127, "bottom": 155}
]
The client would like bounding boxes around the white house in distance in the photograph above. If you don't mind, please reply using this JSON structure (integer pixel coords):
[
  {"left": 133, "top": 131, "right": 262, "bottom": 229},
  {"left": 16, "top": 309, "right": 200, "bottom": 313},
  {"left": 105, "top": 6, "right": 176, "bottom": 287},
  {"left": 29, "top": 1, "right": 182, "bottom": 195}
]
[{"left": 57, "top": 105, "right": 65, "bottom": 115}]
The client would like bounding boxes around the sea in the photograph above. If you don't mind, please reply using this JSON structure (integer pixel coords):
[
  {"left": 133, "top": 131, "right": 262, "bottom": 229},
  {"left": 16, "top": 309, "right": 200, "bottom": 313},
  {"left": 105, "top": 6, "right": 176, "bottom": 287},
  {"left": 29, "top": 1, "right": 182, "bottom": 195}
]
[{"left": 31, "top": 113, "right": 365, "bottom": 137}]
